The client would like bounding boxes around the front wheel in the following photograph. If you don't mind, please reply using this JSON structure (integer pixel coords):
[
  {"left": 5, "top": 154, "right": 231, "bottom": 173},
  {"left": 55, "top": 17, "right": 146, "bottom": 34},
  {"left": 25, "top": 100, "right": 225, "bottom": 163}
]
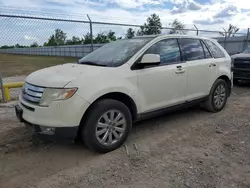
[
  {"left": 204, "top": 79, "right": 228, "bottom": 112},
  {"left": 82, "top": 99, "right": 132, "bottom": 153}
]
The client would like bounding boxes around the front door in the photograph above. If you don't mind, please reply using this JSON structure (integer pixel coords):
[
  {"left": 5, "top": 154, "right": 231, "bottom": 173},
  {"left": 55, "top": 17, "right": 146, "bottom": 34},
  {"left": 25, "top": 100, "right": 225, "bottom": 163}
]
[{"left": 137, "top": 38, "right": 187, "bottom": 113}]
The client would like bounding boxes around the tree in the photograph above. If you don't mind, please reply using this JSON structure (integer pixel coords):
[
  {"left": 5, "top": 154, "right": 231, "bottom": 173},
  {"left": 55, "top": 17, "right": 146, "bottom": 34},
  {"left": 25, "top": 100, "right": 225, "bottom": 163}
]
[
  {"left": 169, "top": 19, "right": 187, "bottom": 34},
  {"left": 126, "top": 28, "right": 135, "bottom": 39},
  {"left": 83, "top": 32, "right": 92, "bottom": 44},
  {"left": 94, "top": 33, "right": 109, "bottom": 44},
  {"left": 14, "top": 44, "right": 27, "bottom": 48},
  {"left": 66, "top": 36, "right": 82, "bottom": 45},
  {"left": 93, "top": 31, "right": 117, "bottom": 44},
  {"left": 0, "top": 45, "right": 14, "bottom": 49},
  {"left": 30, "top": 42, "right": 39, "bottom": 47},
  {"left": 107, "top": 30, "right": 116, "bottom": 42},
  {"left": 137, "top": 29, "right": 145, "bottom": 36},
  {"left": 219, "top": 24, "right": 239, "bottom": 37},
  {"left": 15, "top": 43, "right": 20, "bottom": 48},
  {"left": 44, "top": 29, "right": 67, "bottom": 46},
  {"left": 137, "top": 14, "right": 162, "bottom": 35}
]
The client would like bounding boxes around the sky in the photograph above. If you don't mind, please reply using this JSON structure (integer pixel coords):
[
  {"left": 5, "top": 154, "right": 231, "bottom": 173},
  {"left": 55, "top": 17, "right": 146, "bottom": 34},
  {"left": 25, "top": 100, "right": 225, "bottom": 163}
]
[{"left": 0, "top": 0, "right": 250, "bottom": 45}]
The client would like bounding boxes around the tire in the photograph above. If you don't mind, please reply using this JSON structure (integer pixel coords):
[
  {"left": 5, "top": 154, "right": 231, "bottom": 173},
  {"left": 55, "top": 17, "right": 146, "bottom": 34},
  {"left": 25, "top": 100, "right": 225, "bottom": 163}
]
[
  {"left": 204, "top": 79, "right": 228, "bottom": 113},
  {"left": 82, "top": 99, "right": 132, "bottom": 153}
]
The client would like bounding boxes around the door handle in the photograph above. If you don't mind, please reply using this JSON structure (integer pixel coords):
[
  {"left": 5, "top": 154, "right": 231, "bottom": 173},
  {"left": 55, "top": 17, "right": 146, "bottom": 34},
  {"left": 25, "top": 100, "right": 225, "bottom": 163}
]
[
  {"left": 209, "top": 63, "right": 216, "bottom": 67},
  {"left": 175, "top": 65, "right": 185, "bottom": 74},
  {"left": 175, "top": 69, "right": 186, "bottom": 74}
]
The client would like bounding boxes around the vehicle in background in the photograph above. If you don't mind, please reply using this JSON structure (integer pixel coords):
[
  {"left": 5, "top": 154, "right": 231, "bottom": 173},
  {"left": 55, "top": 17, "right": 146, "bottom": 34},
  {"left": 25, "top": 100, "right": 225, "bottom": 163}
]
[
  {"left": 15, "top": 35, "right": 232, "bottom": 153},
  {"left": 231, "top": 46, "right": 250, "bottom": 84}
]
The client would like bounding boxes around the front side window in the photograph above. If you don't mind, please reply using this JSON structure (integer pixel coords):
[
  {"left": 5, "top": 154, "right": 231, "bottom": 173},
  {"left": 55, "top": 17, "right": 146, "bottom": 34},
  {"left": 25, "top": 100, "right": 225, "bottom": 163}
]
[
  {"left": 145, "top": 39, "right": 181, "bottom": 65},
  {"left": 205, "top": 40, "right": 225, "bottom": 58},
  {"left": 79, "top": 38, "right": 153, "bottom": 67},
  {"left": 178, "top": 38, "right": 205, "bottom": 61}
]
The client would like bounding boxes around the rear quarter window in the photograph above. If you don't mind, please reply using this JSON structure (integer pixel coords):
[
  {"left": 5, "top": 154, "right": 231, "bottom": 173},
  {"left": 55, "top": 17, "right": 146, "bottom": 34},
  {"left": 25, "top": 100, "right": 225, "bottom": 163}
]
[{"left": 205, "top": 40, "right": 225, "bottom": 58}]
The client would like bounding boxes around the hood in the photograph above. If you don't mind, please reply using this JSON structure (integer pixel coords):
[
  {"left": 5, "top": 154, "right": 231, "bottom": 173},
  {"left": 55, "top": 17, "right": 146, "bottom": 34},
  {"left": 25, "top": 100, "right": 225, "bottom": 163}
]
[
  {"left": 26, "top": 63, "right": 108, "bottom": 87},
  {"left": 231, "top": 53, "right": 250, "bottom": 59}
]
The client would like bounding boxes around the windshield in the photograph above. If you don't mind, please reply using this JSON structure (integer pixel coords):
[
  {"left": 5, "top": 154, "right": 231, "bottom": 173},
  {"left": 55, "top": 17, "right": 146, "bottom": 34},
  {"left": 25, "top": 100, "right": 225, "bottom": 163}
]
[
  {"left": 243, "top": 46, "right": 250, "bottom": 53},
  {"left": 78, "top": 38, "right": 152, "bottom": 67}
]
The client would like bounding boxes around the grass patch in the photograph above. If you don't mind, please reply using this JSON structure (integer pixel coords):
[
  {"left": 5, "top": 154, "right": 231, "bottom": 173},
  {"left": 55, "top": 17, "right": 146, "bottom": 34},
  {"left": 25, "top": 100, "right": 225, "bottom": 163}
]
[{"left": 0, "top": 54, "right": 78, "bottom": 77}]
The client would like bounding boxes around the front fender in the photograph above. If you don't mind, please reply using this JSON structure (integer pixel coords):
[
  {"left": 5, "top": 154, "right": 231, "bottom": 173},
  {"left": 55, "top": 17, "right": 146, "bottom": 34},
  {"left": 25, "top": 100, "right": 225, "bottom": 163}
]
[
  {"left": 86, "top": 86, "right": 139, "bottom": 110},
  {"left": 66, "top": 68, "right": 140, "bottom": 113}
]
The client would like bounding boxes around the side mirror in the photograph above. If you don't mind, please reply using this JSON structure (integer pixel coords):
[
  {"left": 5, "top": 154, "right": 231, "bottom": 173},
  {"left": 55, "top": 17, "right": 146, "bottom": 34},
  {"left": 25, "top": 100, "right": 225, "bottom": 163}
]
[{"left": 140, "top": 54, "right": 160, "bottom": 64}]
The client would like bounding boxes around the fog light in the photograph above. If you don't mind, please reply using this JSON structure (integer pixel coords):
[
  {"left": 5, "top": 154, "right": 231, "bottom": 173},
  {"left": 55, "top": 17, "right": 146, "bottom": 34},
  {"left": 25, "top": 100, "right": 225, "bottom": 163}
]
[{"left": 40, "top": 126, "right": 55, "bottom": 135}]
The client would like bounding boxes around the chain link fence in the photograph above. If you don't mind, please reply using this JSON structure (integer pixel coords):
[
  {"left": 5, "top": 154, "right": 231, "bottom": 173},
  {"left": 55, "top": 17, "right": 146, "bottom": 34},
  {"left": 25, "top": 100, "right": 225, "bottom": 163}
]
[
  {"left": 0, "top": 13, "right": 249, "bottom": 56},
  {"left": 0, "top": 12, "right": 249, "bottom": 102}
]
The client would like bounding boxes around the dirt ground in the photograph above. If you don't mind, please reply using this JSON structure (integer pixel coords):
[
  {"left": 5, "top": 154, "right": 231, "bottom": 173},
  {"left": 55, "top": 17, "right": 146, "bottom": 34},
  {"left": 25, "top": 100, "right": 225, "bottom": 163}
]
[{"left": 0, "top": 85, "right": 250, "bottom": 188}]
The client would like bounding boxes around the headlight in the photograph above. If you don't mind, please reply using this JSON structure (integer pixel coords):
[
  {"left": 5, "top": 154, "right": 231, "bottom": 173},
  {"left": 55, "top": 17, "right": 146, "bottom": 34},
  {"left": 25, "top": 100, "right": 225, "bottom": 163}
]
[{"left": 40, "top": 88, "right": 77, "bottom": 106}]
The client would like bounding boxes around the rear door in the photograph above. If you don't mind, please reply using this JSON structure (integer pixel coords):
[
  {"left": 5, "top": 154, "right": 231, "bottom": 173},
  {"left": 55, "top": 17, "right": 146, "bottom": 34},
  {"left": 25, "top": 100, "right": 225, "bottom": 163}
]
[{"left": 178, "top": 38, "right": 216, "bottom": 101}]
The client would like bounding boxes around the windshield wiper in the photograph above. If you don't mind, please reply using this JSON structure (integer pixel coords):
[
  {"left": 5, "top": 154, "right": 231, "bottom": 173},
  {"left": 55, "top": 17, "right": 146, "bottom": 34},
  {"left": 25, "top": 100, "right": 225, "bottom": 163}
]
[{"left": 78, "top": 61, "right": 107, "bottom": 67}]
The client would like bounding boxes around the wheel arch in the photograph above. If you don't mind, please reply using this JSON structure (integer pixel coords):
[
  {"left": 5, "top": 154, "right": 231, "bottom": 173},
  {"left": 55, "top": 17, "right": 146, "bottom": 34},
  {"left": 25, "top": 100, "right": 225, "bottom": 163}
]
[
  {"left": 96, "top": 92, "right": 138, "bottom": 120},
  {"left": 77, "top": 92, "right": 138, "bottom": 137},
  {"left": 217, "top": 75, "right": 232, "bottom": 96}
]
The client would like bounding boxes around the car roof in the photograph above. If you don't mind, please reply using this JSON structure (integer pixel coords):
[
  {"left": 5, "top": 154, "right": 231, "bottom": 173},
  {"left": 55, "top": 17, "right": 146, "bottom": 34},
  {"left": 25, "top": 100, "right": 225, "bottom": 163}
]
[{"left": 133, "top": 34, "right": 212, "bottom": 41}]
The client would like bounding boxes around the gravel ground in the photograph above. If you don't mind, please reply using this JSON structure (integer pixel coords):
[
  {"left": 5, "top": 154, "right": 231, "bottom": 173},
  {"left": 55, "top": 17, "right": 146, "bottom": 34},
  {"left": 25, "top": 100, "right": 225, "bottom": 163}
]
[{"left": 0, "top": 85, "right": 250, "bottom": 188}]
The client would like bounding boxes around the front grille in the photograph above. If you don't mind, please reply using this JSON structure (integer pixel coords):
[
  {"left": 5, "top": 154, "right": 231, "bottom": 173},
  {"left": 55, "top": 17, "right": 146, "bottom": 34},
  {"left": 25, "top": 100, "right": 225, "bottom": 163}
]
[
  {"left": 234, "top": 59, "right": 250, "bottom": 69},
  {"left": 22, "top": 82, "right": 45, "bottom": 104}
]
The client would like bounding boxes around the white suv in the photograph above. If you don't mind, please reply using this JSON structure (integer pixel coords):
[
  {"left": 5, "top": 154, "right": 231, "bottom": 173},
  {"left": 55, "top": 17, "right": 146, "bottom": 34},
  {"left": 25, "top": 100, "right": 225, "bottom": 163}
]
[{"left": 15, "top": 35, "right": 232, "bottom": 153}]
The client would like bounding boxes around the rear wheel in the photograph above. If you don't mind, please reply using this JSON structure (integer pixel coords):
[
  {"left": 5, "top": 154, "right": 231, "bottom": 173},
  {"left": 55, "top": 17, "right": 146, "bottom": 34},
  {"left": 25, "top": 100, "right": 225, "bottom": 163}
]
[
  {"left": 204, "top": 79, "right": 228, "bottom": 112},
  {"left": 82, "top": 99, "right": 132, "bottom": 153}
]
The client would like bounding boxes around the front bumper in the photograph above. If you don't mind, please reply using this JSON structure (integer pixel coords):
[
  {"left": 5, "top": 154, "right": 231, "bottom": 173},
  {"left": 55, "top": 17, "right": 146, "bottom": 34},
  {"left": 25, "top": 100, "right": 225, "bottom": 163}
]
[
  {"left": 18, "top": 93, "right": 90, "bottom": 128},
  {"left": 233, "top": 68, "right": 250, "bottom": 80},
  {"left": 15, "top": 104, "right": 78, "bottom": 142}
]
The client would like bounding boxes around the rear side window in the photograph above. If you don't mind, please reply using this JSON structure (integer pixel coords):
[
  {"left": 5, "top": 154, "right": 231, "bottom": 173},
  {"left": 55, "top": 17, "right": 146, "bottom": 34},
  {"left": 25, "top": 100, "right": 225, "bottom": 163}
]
[
  {"left": 205, "top": 40, "right": 225, "bottom": 58},
  {"left": 145, "top": 39, "right": 181, "bottom": 65},
  {"left": 201, "top": 40, "right": 212, "bottom": 58},
  {"left": 178, "top": 39, "right": 205, "bottom": 61}
]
